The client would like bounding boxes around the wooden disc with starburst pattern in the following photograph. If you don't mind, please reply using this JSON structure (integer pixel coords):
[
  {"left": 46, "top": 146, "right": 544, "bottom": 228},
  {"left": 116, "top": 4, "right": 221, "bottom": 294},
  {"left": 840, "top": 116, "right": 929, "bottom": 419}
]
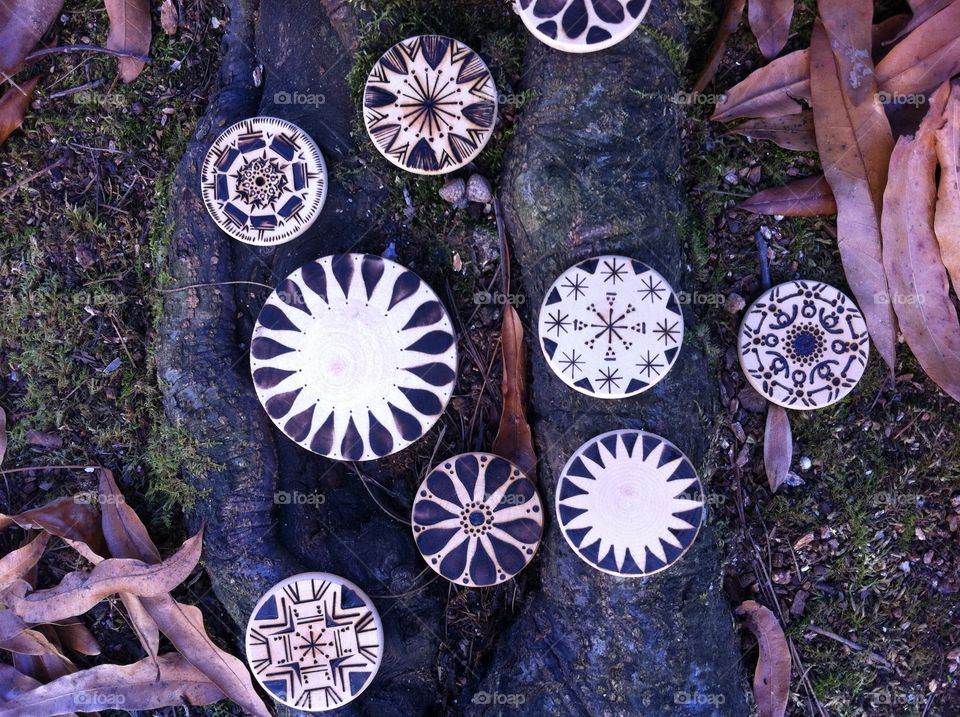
[
  {"left": 201, "top": 116, "right": 327, "bottom": 245},
  {"left": 537, "top": 255, "right": 684, "bottom": 398},
  {"left": 412, "top": 452, "right": 544, "bottom": 587},
  {"left": 738, "top": 280, "right": 870, "bottom": 410},
  {"left": 245, "top": 572, "right": 383, "bottom": 712},
  {"left": 362, "top": 35, "right": 498, "bottom": 175},
  {"left": 556, "top": 430, "right": 704, "bottom": 577},
  {"left": 516, "top": 0, "right": 653, "bottom": 53}
]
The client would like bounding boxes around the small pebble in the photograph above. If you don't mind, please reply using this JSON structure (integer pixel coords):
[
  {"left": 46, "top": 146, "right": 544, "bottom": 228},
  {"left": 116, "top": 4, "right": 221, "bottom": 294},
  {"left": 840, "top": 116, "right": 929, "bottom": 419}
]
[
  {"left": 466, "top": 173, "right": 492, "bottom": 203},
  {"left": 800, "top": 456, "right": 812, "bottom": 471},
  {"left": 725, "top": 292, "right": 746, "bottom": 314},
  {"left": 439, "top": 177, "right": 465, "bottom": 205}
]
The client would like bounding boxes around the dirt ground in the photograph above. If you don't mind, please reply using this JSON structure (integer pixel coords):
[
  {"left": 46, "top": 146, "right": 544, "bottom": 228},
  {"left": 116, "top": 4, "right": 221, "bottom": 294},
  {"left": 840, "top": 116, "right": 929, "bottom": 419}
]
[{"left": 0, "top": 0, "right": 958, "bottom": 716}]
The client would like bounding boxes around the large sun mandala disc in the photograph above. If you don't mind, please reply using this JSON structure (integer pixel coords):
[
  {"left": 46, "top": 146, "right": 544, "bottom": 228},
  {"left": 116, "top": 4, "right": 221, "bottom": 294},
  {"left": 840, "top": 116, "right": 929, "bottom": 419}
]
[
  {"left": 245, "top": 572, "right": 384, "bottom": 712},
  {"left": 250, "top": 253, "right": 458, "bottom": 460},
  {"left": 556, "top": 430, "right": 704, "bottom": 577},
  {"left": 515, "top": 0, "right": 653, "bottom": 53},
  {"left": 411, "top": 453, "right": 544, "bottom": 587},
  {"left": 537, "top": 255, "right": 684, "bottom": 398},
  {"left": 362, "top": 35, "right": 498, "bottom": 175},
  {"left": 201, "top": 116, "right": 328, "bottom": 245},
  {"left": 738, "top": 280, "right": 870, "bottom": 410}
]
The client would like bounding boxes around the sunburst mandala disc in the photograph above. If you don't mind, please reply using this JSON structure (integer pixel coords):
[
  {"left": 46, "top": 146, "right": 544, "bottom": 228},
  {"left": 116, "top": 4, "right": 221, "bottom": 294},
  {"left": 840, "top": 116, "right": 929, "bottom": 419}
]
[
  {"left": 537, "top": 255, "right": 684, "bottom": 398},
  {"left": 515, "top": 0, "right": 653, "bottom": 53},
  {"left": 363, "top": 35, "right": 498, "bottom": 175},
  {"left": 250, "top": 253, "right": 458, "bottom": 461},
  {"left": 738, "top": 280, "right": 870, "bottom": 410},
  {"left": 201, "top": 116, "right": 327, "bottom": 245},
  {"left": 556, "top": 430, "right": 704, "bottom": 577},
  {"left": 245, "top": 572, "right": 383, "bottom": 712},
  {"left": 412, "top": 453, "right": 544, "bottom": 587}
]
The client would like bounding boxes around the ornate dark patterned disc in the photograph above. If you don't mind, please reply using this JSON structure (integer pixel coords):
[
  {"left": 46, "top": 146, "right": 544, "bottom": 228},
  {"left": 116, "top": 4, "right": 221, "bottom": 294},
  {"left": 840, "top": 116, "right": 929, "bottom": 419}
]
[
  {"left": 738, "top": 280, "right": 870, "bottom": 410},
  {"left": 362, "top": 35, "right": 498, "bottom": 175},
  {"left": 201, "top": 117, "right": 327, "bottom": 245},
  {"left": 250, "top": 253, "right": 458, "bottom": 460},
  {"left": 537, "top": 255, "right": 684, "bottom": 398},
  {"left": 516, "top": 0, "right": 653, "bottom": 53},
  {"left": 556, "top": 430, "right": 704, "bottom": 577},
  {"left": 411, "top": 453, "right": 544, "bottom": 587},
  {"left": 245, "top": 572, "right": 383, "bottom": 712}
]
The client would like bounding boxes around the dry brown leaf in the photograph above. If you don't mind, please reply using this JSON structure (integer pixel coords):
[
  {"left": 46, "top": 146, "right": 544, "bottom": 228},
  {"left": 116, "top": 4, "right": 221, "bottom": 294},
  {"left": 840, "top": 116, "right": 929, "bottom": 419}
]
[
  {"left": 871, "top": 14, "right": 910, "bottom": 55},
  {"left": 0, "top": 652, "right": 225, "bottom": 717},
  {"left": 0, "top": 664, "right": 43, "bottom": 702},
  {"left": 736, "top": 600, "right": 791, "bottom": 717},
  {"left": 728, "top": 112, "right": 817, "bottom": 151},
  {"left": 810, "top": 12, "right": 897, "bottom": 374},
  {"left": 491, "top": 304, "right": 536, "bottom": 480},
  {"left": 97, "top": 469, "right": 271, "bottom": 717},
  {"left": 51, "top": 619, "right": 101, "bottom": 657},
  {"left": 935, "top": 81, "right": 960, "bottom": 295},
  {"left": 32, "top": 625, "right": 76, "bottom": 682},
  {"left": 875, "top": 0, "right": 960, "bottom": 96},
  {"left": 747, "top": 0, "right": 793, "bottom": 60},
  {"left": 890, "top": 0, "right": 956, "bottom": 45},
  {"left": 763, "top": 403, "right": 793, "bottom": 492},
  {"left": 712, "top": 50, "right": 810, "bottom": 122},
  {"left": 104, "top": 0, "right": 152, "bottom": 83},
  {"left": 0, "top": 1, "right": 63, "bottom": 77},
  {"left": 119, "top": 593, "right": 160, "bottom": 662},
  {"left": 739, "top": 175, "right": 837, "bottom": 216},
  {"left": 692, "top": 0, "right": 747, "bottom": 93},
  {"left": 9, "top": 531, "right": 202, "bottom": 624},
  {"left": 0, "top": 532, "right": 48, "bottom": 591},
  {"left": 25, "top": 431, "right": 61, "bottom": 449},
  {"left": 0, "top": 610, "right": 74, "bottom": 679},
  {"left": 0, "top": 496, "right": 107, "bottom": 558},
  {"left": 881, "top": 86, "right": 960, "bottom": 402},
  {"left": 0, "top": 76, "right": 39, "bottom": 145},
  {"left": 160, "top": 0, "right": 179, "bottom": 35}
]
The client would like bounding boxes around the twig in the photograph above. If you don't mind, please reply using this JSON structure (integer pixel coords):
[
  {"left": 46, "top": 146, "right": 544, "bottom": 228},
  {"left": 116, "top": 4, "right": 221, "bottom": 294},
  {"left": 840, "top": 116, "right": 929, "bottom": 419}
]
[
  {"left": 0, "top": 154, "right": 69, "bottom": 201},
  {"left": 48, "top": 78, "right": 105, "bottom": 99},
  {"left": 24, "top": 44, "right": 152, "bottom": 65},
  {"left": 755, "top": 229, "right": 772, "bottom": 290},
  {"left": 158, "top": 280, "right": 274, "bottom": 293},
  {"left": 493, "top": 196, "right": 510, "bottom": 295},
  {"left": 806, "top": 624, "right": 893, "bottom": 669},
  {"left": 0, "top": 464, "right": 97, "bottom": 477}
]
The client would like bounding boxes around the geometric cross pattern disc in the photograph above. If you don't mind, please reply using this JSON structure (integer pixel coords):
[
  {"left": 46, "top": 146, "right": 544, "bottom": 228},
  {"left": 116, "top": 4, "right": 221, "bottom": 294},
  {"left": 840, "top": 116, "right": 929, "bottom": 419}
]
[
  {"left": 363, "top": 35, "right": 498, "bottom": 175},
  {"left": 201, "top": 116, "right": 328, "bottom": 245},
  {"left": 250, "top": 253, "right": 458, "bottom": 461},
  {"left": 245, "top": 572, "right": 383, "bottom": 712},
  {"left": 411, "top": 452, "right": 544, "bottom": 587},
  {"left": 737, "top": 280, "right": 870, "bottom": 410},
  {"left": 556, "top": 430, "right": 704, "bottom": 577},
  {"left": 515, "top": 0, "right": 653, "bottom": 54},
  {"left": 537, "top": 255, "right": 684, "bottom": 398}
]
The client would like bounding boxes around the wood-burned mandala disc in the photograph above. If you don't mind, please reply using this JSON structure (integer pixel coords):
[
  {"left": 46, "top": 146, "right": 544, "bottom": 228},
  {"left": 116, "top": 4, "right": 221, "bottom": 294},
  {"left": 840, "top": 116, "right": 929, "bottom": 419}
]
[
  {"left": 201, "top": 117, "right": 327, "bottom": 245},
  {"left": 245, "top": 572, "right": 383, "bottom": 712},
  {"left": 516, "top": 0, "right": 653, "bottom": 53},
  {"left": 362, "top": 35, "right": 497, "bottom": 175},
  {"left": 556, "top": 430, "right": 704, "bottom": 577},
  {"left": 412, "top": 453, "right": 543, "bottom": 587},
  {"left": 250, "top": 254, "right": 458, "bottom": 460},
  {"left": 537, "top": 255, "right": 684, "bottom": 398},
  {"left": 738, "top": 280, "right": 870, "bottom": 410}
]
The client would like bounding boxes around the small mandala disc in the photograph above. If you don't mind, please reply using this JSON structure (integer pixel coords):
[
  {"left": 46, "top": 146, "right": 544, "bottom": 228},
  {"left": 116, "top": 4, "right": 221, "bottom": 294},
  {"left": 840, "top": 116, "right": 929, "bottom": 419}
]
[
  {"left": 556, "top": 430, "right": 704, "bottom": 577},
  {"left": 362, "top": 35, "right": 498, "bottom": 175},
  {"left": 537, "top": 255, "right": 684, "bottom": 398},
  {"left": 515, "top": 0, "right": 653, "bottom": 53},
  {"left": 245, "top": 572, "right": 383, "bottom": 712},
  {"left": 201, "top": 116, "right": 327, "bottom": 245},
  {"left": 738, "top": 280, "right": 870, "bottom": 409},
  {"left": 250, "top": 253, "right": 458, "bottom": 460},
  {"left": 411, "top": 452, "right": 544, "bottom": 587}
]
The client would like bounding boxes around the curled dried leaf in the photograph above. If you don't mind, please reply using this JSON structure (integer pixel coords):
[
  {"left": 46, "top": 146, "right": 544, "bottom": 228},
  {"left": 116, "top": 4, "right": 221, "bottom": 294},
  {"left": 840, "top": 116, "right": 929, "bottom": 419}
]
[
  {"left": 728, "top": 112, "right": 817, "bottom": 151},
  {"left": 104, "top": 0, "right": 152, "bottom": 83},
  {"left": 0, "top": 76, "right": 39, "bottom": 145},
  {"left": 692, "top": 0, "right": 747, "bottom": 94},
  {"left": 491, "top": 305, "right": 536, "bottom": 480},
  {"left": 739, "top": 175, "right": 837, "bottom": 217},
  {"left": 934, "top": 81, "right": 960, "bottom": 295},
  {"left": 747, "top": 0, "right": 793, "bottom": 60},
  {"left": 0, "top": 532, "right": 48, "bottom": 592},
  {"left": 0, "top": 1, "right": 63, "bottom": 76},
  {"left": 0, "top": 496, "right": 107, "bottom": 558},
  {"left": 737, "top": 600, "right": 791, "bottom": 717},
  {"left": 875, "top": 1, "right": 960, "bottom": 96},
  {"left": 711, "top": 49, "right": 810, "bottom": 122},
  {"left": 763, "top": 403, "right": 793, "bottom": 492}
]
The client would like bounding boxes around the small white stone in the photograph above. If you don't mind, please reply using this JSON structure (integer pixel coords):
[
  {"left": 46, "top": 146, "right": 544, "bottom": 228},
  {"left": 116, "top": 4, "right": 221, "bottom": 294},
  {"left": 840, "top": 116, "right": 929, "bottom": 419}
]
[
  {"left": 439, "top": 177, "right": 465, "bottom": 205},
  {"left": 466, "top": 173, "right": 492, "bottom": 203},
  {"left": 800, "top": 456, "right": 812, "bottom": 471}
]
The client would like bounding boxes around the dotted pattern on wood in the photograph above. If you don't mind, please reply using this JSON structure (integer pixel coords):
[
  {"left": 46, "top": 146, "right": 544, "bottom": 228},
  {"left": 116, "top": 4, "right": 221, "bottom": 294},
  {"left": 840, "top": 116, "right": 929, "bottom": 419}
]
[
  {"left": 201, "top": 117, "right": 327, "bottom": 245},
  {"left": 738, "top": 280, "right": 869, "bottom": 409},
  {"left": 250, "top": 253, "right": 457, "bottom": 460},
  {"left": 412, "top": 453, "right": 544, "bottom": 587},
  {"left": 363, "top": 35, "right": 497, "bottom": 175},
  {"left": 245, "top": 573, "right": 383, "bottom": 712}
]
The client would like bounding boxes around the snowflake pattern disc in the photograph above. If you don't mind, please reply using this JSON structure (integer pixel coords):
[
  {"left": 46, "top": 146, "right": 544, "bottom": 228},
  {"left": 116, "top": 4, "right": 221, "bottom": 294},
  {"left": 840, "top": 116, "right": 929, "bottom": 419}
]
[
  {"left": 245, "top": 573, "right": 383, "bottom": 712},
  {"left": 412, "top": 453, "right": 543, "bottom": 587},
  {"left": 738, "top": 280, "right": 870, "bottom": 409},
  {"left": 537, "top": 255, "right": 684, "bottom": 398},
  {"left": 201, "top": 117, "right": 327, "bottom": 245},
  {"left": 363, "top": 35, "right": 497, "bottom": 175},
  {"left": 556, "top": 430, "right": 704, "bottom": 577},
  {"left": 515, "top": 0, "right": 653, "bottom": 53}
]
